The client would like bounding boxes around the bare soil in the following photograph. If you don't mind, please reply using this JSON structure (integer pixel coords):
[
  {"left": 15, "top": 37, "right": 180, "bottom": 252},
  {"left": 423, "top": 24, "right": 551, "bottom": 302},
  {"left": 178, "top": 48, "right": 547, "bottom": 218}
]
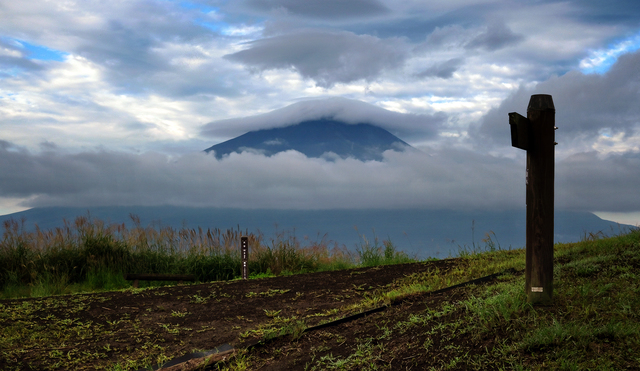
[{"left": 2, "top": 258, "right": 508, "bottom": 370}]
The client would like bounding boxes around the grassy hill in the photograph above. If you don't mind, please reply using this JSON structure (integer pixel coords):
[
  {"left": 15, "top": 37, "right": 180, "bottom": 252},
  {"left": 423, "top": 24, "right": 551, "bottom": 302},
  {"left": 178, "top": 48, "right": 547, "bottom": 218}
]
[{"left": 241, "top": 229, "right": 640, "bottom": 370}]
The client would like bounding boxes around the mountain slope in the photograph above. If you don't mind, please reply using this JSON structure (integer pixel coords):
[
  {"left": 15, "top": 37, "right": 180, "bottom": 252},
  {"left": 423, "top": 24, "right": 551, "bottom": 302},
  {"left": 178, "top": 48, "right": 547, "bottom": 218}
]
[{"left": 204, "top": 119, "right": 412, "bottom": 161}]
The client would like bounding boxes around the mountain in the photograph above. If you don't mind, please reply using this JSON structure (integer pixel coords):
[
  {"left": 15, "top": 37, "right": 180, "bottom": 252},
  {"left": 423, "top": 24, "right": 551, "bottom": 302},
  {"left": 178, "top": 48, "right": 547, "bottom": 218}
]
[
  {"left": 1, "top": 206, "right": 632, "bottom": 259},
  {"left": 204, "top": 119, "right": 413, "bottom": 161}
]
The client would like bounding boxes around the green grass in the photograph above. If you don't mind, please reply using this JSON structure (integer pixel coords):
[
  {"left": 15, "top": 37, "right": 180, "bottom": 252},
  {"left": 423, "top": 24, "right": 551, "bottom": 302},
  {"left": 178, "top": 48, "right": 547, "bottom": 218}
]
[
  {"left": 262, "top": 228, "right": 640, "bottom": 370},
  {"left": 0, "top": 216, "right": 420, "bottom": 299},
  {"left": 354, "top": 232, "right": 415, "bottom": 267},
  {"left": 436, "top": 229, "right": 639, "bottom": 369}
]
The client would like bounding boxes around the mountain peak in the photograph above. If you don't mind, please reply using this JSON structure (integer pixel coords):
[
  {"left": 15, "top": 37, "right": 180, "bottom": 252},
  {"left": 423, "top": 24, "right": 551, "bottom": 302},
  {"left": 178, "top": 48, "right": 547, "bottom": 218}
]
[{"left": 204, "top": 119, "right": 413, "bottom": 161}]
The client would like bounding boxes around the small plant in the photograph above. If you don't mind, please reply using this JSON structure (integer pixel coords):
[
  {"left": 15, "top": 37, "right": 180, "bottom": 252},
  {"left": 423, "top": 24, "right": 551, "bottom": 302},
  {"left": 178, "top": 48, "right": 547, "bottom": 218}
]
[
  {"left": 264, "top": 309, "right": 282, "bottom": 318},
  {"left": 190, "top": 294, "right": 207, "bottom": 304},
  {"left": 171, "top": 310, "right": 189, "bottom": 318}
]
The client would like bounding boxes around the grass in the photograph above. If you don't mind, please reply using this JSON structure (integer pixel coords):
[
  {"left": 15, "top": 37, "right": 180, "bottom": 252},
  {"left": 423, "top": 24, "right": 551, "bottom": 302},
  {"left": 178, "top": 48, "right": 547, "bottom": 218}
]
[
  {"left": 2, "top": 213, "right": 638, "bottom": 370},
  {"left": 0, "top": 215, "right": 417, "bottom": 299},
  {"left": 354, "top": 231, "right": 415, "bottom": 267},
  {"left": 247, "top": 227, "right": 640, "bottom": 370}
]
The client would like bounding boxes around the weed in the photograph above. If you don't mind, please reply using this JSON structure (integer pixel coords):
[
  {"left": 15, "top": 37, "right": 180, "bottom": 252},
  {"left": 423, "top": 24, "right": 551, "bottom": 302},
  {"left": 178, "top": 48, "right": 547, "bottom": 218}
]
[
  {"left": 170, "top": 310, "right": 189, "bottom": 318},
  {"left": 355, "top": 230, "right": 415, "bottom": 267}
]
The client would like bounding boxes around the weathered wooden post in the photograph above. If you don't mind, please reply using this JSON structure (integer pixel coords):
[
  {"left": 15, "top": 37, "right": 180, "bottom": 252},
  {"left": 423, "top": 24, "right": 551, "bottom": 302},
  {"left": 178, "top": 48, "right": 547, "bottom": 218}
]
[
  {"left": 509, "top": 94, "right": 556, "bottom": 305},
  {"left": 241, "top": 236, "right": 249, "bottom": 280}
]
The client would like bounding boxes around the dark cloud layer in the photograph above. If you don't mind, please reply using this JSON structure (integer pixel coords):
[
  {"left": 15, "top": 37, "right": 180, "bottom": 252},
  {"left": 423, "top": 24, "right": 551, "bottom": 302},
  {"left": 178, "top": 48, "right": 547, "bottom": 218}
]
[
  {"left": 2, "top": 139, "right": 638, "bottom": 212},
  {"left": 225, "top": 30, "right": 408, "bottom": 87},
  {"left": 0, "top": 141, "right": 519, "bottom": 210},
  {"left": 0, "top": 55, "right": 43, "bottom": 75},
  {"left": 557, "top": 151, "right": 640, "bottom": 212},
  {"left": 563, "top": 0, "right": 640, "bottom": 25},
  {"left": 464, "top": 22, "right": 524, "bottom": 51},
  {"left": 241, "top": 0, "right": 390, "bottom": 19},
  {"left": 415, "top": 58, "right": 464, "bottom": 79}
]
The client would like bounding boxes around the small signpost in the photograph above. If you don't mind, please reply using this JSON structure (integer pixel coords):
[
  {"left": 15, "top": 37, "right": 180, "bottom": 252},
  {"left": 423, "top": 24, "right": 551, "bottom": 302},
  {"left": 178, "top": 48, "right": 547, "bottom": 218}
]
[
  {"left": 509, "top": 94, "right": 556, "bottom": 305},
  {"left": 241, "top": 236, "right": 249, "bottom": 280}
]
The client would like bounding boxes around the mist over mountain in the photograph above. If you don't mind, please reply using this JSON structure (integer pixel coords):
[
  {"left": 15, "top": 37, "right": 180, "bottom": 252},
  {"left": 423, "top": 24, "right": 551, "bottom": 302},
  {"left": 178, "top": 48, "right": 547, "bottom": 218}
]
[{"left": 204, "top": 119, "right": 413, "bottom": 161}]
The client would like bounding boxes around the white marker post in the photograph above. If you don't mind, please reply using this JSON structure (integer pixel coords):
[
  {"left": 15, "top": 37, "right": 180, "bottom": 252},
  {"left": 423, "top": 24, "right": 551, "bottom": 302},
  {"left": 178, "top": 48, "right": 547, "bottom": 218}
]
[{"left": 241, "top": 236, "right": 249, "bottom": 280}]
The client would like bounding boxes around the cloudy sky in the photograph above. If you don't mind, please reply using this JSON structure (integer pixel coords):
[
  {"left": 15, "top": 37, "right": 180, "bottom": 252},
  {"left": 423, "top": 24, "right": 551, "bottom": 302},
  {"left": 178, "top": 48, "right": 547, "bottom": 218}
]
[{"left": 1, "top": 0, "right": 639, "bottom": 224}]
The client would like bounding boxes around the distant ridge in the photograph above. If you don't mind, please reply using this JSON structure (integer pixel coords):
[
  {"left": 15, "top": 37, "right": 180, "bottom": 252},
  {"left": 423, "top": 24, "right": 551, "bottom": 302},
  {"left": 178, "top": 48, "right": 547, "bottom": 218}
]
[
  {"left": 1, "top": 206, "right": 632, "bottom": 259},
  {"left": 204, "top": 119, "right": 413, "bottom": 161}
]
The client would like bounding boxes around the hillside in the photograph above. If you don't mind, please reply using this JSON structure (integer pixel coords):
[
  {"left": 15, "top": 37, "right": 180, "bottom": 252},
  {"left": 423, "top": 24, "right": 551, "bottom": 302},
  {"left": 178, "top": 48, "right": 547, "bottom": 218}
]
[
  {"left": 1, "top": 229, "right": 638, "bottom": 370},
  {"left": 204, "top": 119, "right": 412, "bottom": 161}
]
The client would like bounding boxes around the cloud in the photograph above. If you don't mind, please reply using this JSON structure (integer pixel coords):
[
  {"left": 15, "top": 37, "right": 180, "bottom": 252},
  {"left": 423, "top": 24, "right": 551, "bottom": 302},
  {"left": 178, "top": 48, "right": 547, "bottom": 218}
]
[
  {"left": 3, "top": 139, "right": 638, "bottom": 212},
  {"left": 473, "top": 49, "right": 640, "bottom": 154},
  {"left": 0, "top": 55, "right": 43, "bottom": 75},
  {"left": 0, "top": 38, "right": 45, "bottom": 73},
  {"left": 224, "top": 29, "right": 409, "bottom": 87},
  {"left": 200, "top": 97, "right": 446, "bottom": 142},
  {"left": 464, "top": 22, "right": 524, "bottom": 51},
  {"left": 557, "top": 151, "right": 640, "bottom": 212},
  {"left": 0, "top": 141, "right": 521, "bottom": 210},
  {"left": 239, "top": 0, "right": 390, "bottom": 19},
  {"left": 417, "top": 25, "right": 467, "bottom": 49},
  {"left": 564, "top": 0, "right": 640, "bottom": 26},
  {"left": 0, "top": 0, "right": 242, "bottom": 98},
  {"left": 1, "top": 0, "right": 639, "bottom": 218},
  {"left": 415, "top": 58, "right": 464, "bottom": 79},
  {"left": 264, "top": 138, "right": 287, "bottom": 146}
]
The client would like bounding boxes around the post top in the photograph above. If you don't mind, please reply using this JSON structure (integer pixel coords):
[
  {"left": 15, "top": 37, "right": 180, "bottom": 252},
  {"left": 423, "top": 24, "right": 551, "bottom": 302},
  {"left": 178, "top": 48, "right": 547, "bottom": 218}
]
[{"left": 527, "top": 94, "right": 555, "bottom": 112}]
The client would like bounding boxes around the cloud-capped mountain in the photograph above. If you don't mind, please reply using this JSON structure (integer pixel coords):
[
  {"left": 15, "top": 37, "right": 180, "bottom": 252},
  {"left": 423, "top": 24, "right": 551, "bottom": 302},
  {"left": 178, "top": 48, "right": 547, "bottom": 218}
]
[{"left": 204, "top": 119, "right": 413, "bottom": 161}]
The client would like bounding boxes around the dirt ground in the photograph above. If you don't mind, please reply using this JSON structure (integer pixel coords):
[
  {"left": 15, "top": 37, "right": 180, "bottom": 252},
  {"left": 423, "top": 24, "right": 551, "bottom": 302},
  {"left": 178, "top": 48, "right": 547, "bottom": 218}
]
[{"left": 1, "top": 258, "right": 504, "bottom": 370}]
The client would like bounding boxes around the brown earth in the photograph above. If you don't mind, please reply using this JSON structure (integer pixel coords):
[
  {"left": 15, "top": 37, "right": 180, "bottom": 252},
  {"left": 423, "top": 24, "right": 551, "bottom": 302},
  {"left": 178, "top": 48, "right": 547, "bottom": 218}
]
[{"left": 1, "top": 258, "right": 515, "bottom": 370}]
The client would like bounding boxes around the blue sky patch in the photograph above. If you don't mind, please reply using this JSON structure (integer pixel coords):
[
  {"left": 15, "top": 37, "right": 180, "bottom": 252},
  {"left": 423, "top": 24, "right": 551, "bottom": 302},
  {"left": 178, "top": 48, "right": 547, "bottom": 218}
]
[
  {"left": 177, "top": 1, "right": 227, "bottom": 33},
  {"left": 195, "top": 20, "right": 225, "bottom": 32},
  {"left": 22, "top": 41, "right": 68, "bottom": 61},
  {"left": 580, "top": 31, "right": 640, "bottom": 74},
  {"left": 179, "top": 1, "right": 218, "bottom": 14},
  {"left": 4, "top": 37, "right": 68, "bottom": 62}
]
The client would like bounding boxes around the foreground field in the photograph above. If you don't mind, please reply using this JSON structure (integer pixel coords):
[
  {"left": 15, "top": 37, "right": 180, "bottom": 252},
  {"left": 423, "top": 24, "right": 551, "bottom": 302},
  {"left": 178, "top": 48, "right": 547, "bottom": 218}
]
[{"left": 1, "top": 229, "right": 639, "bottom": 370}]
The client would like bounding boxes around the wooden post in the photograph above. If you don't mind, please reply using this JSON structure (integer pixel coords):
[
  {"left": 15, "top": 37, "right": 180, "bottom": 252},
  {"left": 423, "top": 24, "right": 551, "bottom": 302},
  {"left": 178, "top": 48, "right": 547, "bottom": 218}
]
[
  {"left": 509, "top": 94, "right": 556, "bottom": 305},
  {"left": 241, "top": 236, "right": 249, "bottom": 280}
]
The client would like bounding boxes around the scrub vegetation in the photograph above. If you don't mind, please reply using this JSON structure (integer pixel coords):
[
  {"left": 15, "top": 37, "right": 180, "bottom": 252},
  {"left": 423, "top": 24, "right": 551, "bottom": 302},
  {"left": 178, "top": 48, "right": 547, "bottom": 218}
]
[
  {"left": 0, "top": 216, "right": 413, "bottom": 299},
  {"left": 0, "top": 217, "right": 638, "bottom": 370}
]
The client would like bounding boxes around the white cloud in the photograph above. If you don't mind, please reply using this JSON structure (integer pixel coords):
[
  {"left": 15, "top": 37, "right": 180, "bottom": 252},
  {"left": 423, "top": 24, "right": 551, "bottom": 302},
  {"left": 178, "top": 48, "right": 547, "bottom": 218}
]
[
  {"left": 593, "top": 211, "right": 640, "bottom": 227},
  {"left": 200, "top": 97, "right": 446, "bottom": 142},
  {"left": 0, "top": 55, "right": 216, "bottom": 152}
]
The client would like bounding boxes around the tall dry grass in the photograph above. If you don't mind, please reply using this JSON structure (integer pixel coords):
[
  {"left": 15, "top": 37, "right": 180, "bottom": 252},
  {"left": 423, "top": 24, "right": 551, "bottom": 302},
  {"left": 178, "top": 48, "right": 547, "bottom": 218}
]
[{"left": 1, "top": 214, "right": 406, "bottom": 298}]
